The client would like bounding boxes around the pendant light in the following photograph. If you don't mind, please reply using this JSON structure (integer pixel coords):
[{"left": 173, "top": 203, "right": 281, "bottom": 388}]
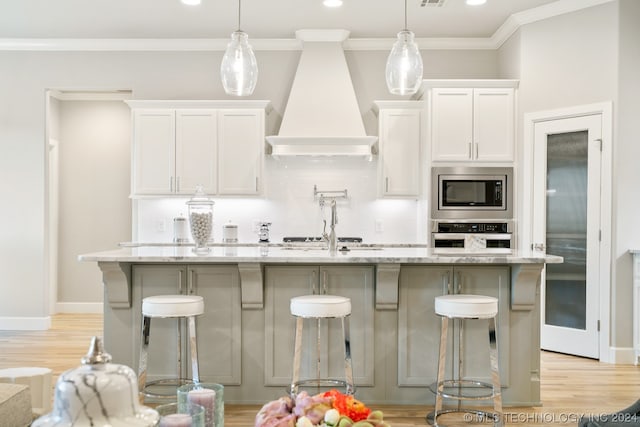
[
  {"left": 220, "top": 0, "right": 258, "bottom": 96},
  {"left": 385, "top": 0, "right": 423, "bottom": 96}
]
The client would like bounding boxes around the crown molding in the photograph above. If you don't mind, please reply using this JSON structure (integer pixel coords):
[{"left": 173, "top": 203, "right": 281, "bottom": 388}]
[
  {"left": 0, "top": 36, "right": 496, "bottom": 51},
  {"left": 0, "top": 0, "right": 616, "bottom": 52},
  {"left": 491, "top": 0, "right": 615, "bottom": 47}
]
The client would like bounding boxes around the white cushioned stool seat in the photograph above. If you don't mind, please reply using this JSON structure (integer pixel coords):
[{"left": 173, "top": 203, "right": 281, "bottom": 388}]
[
  {"left": 142, "top": 295, "right": 204, "bottom": 318},
  {"left": 0, "top": 367, "right": 52, "bottom": 415},
  {"left": 290, "top": 295, "right": 351, "bottom": 318},
  {"left": 435, "top": 294, "right": 498, "bottom": 319}
]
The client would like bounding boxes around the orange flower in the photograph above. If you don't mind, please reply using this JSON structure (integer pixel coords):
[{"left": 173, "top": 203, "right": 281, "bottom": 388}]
[{"left": 320, "top": 389, "right": 371, "bottom": 422}]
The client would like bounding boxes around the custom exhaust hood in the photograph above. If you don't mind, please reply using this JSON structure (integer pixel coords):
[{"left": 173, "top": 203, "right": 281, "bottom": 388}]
[{"left": 266, "top": 30, "right": 377, "bottom": 157}]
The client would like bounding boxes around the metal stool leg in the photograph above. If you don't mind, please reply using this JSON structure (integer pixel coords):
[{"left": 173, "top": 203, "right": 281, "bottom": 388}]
[
  {"left": 427, "top": 315, "right": 449, "bottom": 425},
  {"left": 177, "top": 317, "right": 183, "bottom": 379},
  {"left": 342, "top": 315, "right": 354, "bottom": 395},
  {"left": 316, "top": 318, "right": 321, "bottom": 384},
  {"left": 188, "top": 315, "right": 200, "bottom": 384},
  {"left": 291, "top": 316, "right": 304, "bottom": 396},
  {"left": 138, "top": 315, "right": 151, "bottom": 394},
  {"left": 488, "top": 316, "right": 503, "bottom": 426}
]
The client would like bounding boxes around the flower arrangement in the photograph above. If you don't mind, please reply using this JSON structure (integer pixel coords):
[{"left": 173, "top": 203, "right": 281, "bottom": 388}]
[{"left": 255, "top": 389, "right": 390, "bottom": 427}]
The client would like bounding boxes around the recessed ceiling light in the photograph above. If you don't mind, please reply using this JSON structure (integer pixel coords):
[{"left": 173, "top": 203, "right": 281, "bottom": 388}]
[
  {"left": 181, "top": 0, "right": 201, "bottom": 5},
  {"left": 323, "top": 0, "right": 343, "bottom": 7},
  {"left": 466, "top": 0, "right": 487, "bottom": 5}
]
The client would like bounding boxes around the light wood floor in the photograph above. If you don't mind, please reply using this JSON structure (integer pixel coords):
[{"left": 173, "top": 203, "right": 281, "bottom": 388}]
[{"left": 1, "top": 313, "right": 639, "bottom": 426}]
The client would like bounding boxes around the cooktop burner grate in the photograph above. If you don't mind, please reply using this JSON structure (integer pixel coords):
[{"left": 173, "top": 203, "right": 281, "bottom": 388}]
[{"left": 282, "top": 237, "right": 363, "bottom": 243}]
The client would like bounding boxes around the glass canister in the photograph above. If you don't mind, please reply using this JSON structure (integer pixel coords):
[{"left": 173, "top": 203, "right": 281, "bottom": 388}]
[{"left": 187, "top": 186, "right": 214, "bottom": 253}]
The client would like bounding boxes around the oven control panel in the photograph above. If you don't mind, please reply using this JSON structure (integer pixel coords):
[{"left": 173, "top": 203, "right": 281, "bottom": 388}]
[{"left": 435, "top": 222, "right": 510, "bottom": 233}]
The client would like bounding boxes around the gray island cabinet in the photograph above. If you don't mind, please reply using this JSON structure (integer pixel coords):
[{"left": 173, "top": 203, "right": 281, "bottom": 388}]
[{"left": 79, "top": 246, "right": 561, "bottom": 405}]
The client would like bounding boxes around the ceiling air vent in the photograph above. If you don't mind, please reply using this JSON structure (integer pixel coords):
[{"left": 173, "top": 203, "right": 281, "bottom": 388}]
[{"left": 421, "top": 0, "right": 447, "bottom": 6}]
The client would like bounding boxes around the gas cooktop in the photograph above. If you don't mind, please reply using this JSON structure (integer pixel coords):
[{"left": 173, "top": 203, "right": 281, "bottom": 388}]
[{"left": 282, "top": 236, "right": 363, "bottom": 243}]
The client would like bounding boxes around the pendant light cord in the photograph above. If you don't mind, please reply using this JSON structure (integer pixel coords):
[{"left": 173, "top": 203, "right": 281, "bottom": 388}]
[
  {"left": 237, "top": 0, "right": 242, "bottom": 31},
  {"left": 404, "top": 0, "right": 408, "bottom": 31}
]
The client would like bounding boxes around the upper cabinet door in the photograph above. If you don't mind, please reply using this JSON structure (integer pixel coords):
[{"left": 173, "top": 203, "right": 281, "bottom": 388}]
[
  {"left": 132, "top": 109, "right": 175, "bottom": 195},
  {"left": 217, "top": 109, "right": 264, "bottom": 195},
  {"left": 473, "top": 88, "right": 515, "bottom": 162},
  {"left": 378, "top": 106, "right": 421, "bottom": 197},
  {"left": 175, "top": 109, "right": 218, "bottom": 195},
  {"left": 431, "top": 88, "right": 474, "bottom": 162},
  {"left": 430, "top": 85, "right": 516, "bottom": 163}
]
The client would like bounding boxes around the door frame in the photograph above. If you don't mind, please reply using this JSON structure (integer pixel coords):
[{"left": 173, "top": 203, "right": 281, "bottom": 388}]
[{"left": 522, "top": 102, "right": 613, "bottom": 362}]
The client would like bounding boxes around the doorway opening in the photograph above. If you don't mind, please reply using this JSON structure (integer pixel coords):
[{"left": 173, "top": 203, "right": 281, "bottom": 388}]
[{"left": 45, "top": 89, "right": 132, "bottom": 315}]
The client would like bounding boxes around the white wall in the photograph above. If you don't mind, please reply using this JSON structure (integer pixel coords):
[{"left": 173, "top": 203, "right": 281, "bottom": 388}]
[
  {"left": 499, "top": 0, "right": 640, "bottom": 352},
  {"left": 57, "top": 100, "right": 131, "bottom": 309},
  {"left": 614, "top": 0, "right": 640, "bottom": 347},
  {"left": 0, "top": 47, "right": 498, "bottom": 327}
]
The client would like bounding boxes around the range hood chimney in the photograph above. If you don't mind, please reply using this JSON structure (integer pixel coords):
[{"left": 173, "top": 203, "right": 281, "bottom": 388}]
[{"left": 266, "top": 29, "right": 377, "bottom": 157}]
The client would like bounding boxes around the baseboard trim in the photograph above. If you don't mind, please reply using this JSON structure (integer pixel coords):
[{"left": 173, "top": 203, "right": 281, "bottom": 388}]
[
  {"left": 55, "top": 302, "right": 103, "bottom": 314},
  {"left": 0, "top": 316, "right": 51, "bottom": 331},
  {"left": 607, "top": 347, "right": 636, "bottom": 364}
]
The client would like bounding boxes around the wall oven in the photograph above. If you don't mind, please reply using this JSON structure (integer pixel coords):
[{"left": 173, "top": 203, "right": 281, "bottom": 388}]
[
  {"left": 431, "top": 221, "right": 514, "bottom": 254},
  {"left": 431, "top": 166, "right": 513, "bottom": 220}
]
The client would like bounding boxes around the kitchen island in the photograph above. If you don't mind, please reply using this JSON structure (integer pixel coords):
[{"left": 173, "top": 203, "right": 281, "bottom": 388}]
[{"left": 79, "top": 246, "right": 561, "bottom": 406}]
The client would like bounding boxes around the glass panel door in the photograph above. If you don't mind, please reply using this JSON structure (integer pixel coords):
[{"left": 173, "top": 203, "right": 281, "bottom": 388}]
[
  {"left": 533, "top": 114, "right": 601, "bottom": 359},
  {"left": 545, "top": 131, "right": 588, "bottom": 330}
]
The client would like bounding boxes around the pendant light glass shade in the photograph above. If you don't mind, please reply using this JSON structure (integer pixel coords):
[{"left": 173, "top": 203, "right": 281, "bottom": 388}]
[
  {"left": 385, "top": 0, "right": 423, "bottom": 96},
  {"left": 220, "top": 30, "right": 258, "bottom": 96},
  {"left": 220, "top": 0, "right": 258, "bottom": 96},
  {"left": 385, "top": 30, "right": 423, "bottom": 95}
]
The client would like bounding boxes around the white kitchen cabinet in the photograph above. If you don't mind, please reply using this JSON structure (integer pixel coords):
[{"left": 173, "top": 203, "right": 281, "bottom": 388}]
[
  {"left": 128, "top": 100, "right": 269, "bottom": 196},
  {"left": 217, "top": 109, "right": 264, "bottom": 195},
  {"left": 132, "top": 109, "right": 176, "bottom": 194},
  {"left": 428, "top": 82, "right": 517, "bottom": 163},
  {"left": 375, "top": 101, "right": 423, "bottom": 197},
  {"left": 175, "top": 110, "right": 217, "bottom": 194},
  {"left": 263, "top": 265, "right": 375, "bottom": 387},
  {"left": 132, "top": 108, "right": 217, "bottom": 195}
]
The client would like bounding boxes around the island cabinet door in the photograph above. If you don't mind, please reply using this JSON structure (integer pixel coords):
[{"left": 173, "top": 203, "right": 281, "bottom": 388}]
[
  {"left": 264, "top": 265, "right": 319, "bottom": 386},
  {"left": 454, "top": 266, "right": 511, "bottom": 388},
  {"left": 188, "top": 265, "right": 242, "bottom": 385},
  {"left": 398, "top": 266, "right": 451, "bottom": 387},
  {"left": 321, "top": 266, "right": 375, "bottom": 387},
  {"left": 132, "top": 264, "right": 187, "bottom": 383},
  {"left": 263, "top": 265, "right": 375, "bottom": 388},
  {"left": 397, "top": 266, "right": 511, "bottom": 389}
]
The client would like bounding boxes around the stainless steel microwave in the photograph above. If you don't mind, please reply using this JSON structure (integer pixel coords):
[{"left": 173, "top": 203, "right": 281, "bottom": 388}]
[{"left": 431, "top": 166, "right": 513, "bottom": 220}]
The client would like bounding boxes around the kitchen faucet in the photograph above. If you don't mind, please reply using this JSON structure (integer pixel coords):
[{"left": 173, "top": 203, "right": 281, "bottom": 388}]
[
  {"left": 328, "top": 199, "right": 338, "bottom": 254},
  {"left": 321, "top": 198, "right": 338, "bottom": 254}
]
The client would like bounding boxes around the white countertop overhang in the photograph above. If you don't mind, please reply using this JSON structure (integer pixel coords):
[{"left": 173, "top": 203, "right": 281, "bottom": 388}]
[
  {"left": 81, "top": 246, "right": 561, "bottom": 312},
  {"left": 79, "top": 245, "right": 563, "bottom": 264}
]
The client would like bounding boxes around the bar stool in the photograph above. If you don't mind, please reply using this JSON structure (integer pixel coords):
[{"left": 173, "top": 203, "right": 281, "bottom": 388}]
[
  {"left": 138, "top": 295, "right": 204, "bottom": 400},
  {"left": 427, "top": 294, "right": 503, "bottom": 427},
  {"left": 289, "top": 295, "right": 354, "bottom": 396}
]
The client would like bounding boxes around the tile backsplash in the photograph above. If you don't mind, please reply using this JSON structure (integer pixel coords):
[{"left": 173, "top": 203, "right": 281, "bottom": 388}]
[{"left": 134, "top": 156, "right": 427, "bottom": 244}]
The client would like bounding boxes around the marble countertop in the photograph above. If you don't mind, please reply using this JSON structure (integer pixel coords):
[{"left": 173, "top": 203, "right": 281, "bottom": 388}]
[{"left": 79, "top": 245, "right": 563, "bottom": 264}]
